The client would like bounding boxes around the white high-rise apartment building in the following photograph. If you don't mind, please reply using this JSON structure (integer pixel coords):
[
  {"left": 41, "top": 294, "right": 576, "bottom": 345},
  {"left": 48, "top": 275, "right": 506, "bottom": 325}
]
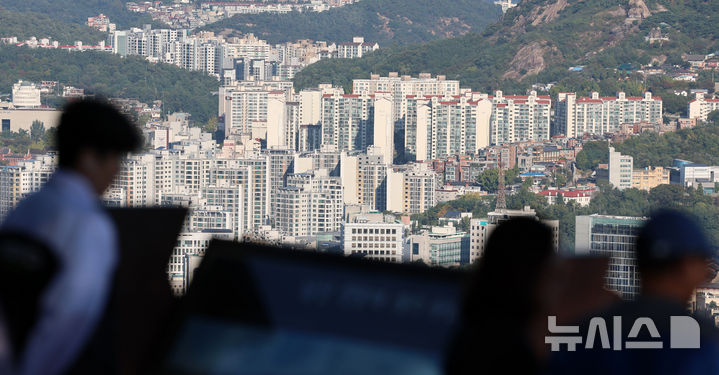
[
  {"left": 111, "top": 27, "right": 229, "bottom": 76},
  {"left": 266, "top": 148, "right": 296, "bottom": 217},
  {"left": 201, "top": 181, "right": 246, "bottom": 238},
  {"left": 688, "top": 93, "right": 719, "bottom": 121},
  {"left": 490, "top": 91, "right": 551, "bottom": 145},
  {"left": 222, "top": 85, "right": 294, "bottom": 140},
  {"left": 306, "top": 171, "right": 344, "bottom": 235},
  {"left": 298, "top": 87, "right": 325, "bottom": 126},
  {"left": 277, "top": 168, "right": 344, "bottom": 237},
  {"left": 223, "top": 36, "right": 272, "bottom": 61},
  {"left": 276, "top": 186, "right": 310, "bottom": 237},
  {"left": 353, "top": 72, "right": 461, "bottom": 122},
  {"left": 373, "top": 93, "right": 394, "bottom": 164},
  {"left": 113, "top": 154, "right": 157, "bottom": 207},
  {"left": 386, "top": 163, "right": 438, "bottom": 214},
  {"left": 207, "top": 158, "right": 269, "bottom": 230},
  {"left": 357, "top": 147, "right": 388, "bottom": 211},
  {"left": 0, "top": 155, "right": 56, "bottom": 220},
  {"left": 319, "top": 90, "right": 396, "bottom": 162},
  {"left": 404, "top": 92, "right": 492, "bottom": 161},
  {"left": 320, "top": 89, "right": 374, "bottom": 152},
  {"left": 609, "top": 146, "right": 633, "bottom": 190},
  {"left": 556, "top": 91, "right": 663, "bottom": 138}
]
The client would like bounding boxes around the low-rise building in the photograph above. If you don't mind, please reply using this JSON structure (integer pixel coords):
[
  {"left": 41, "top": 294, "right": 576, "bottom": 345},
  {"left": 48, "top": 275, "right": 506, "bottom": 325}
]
[
  {"left": 0, "top": 108, "right": 60, "bottom": 133},
  {"left": 538, "top": 189, "right": 591, "bottom": 206},
  {"left": 631, "top": 166, "right": 670, "bottom": 191},
  {"left": 12, "top": 81, "right": 41, "bottom": 108},
  {"left": 342, "top": 214, "right": 405, "bottom": 263}
]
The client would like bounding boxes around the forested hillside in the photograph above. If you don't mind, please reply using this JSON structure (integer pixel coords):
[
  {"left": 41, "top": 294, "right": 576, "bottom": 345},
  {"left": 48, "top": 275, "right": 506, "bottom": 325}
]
[
  {"left": 0, "top": 0, "right": 155, "bottom": 28},
  {"left": 200, "top": 0, "right": 503, "bottom": 45},
  {"left": 0, "top": 47, "right": 219, "bottom": 123},
  {"left": 575, "top": 117, "right": 719, "bottom": 170},
  {"left": 0, "top": 9, "right": 107, "bottom": 44},
  {"left": 294, "top": 0, "right": 719, "bottom": 105}
]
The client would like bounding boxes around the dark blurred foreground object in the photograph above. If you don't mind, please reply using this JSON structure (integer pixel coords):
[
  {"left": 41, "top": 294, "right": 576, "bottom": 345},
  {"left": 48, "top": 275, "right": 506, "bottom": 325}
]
[
  {"left": 0, "top": 98, "right": 143, "bottom": 375},
  {"left": 446, "top": 218, "right": 556, "bottom": 375},
  {"left": 69, "top": 207, "right": 187, "bottom": 375},
  {"left": 0, "top": 232, "right": 58, "bottom": 363},
  {"left": 543, "top": 256, "right": 619, "bottom": 327},
  {"left": 159, "top": 240, "right": 468, "bottom": 375},
  {"left": 548, "top": 209, "right": 719, "bottom": 375}
]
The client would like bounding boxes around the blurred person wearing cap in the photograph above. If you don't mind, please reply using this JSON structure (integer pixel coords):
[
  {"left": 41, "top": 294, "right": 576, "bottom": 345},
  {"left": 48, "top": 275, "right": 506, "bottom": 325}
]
[
  {"left": 547, "top": 209, "right": 719, "bottom": 375},
  {"left": 0, "top": 99, "right": 142, "bottom": 375}
]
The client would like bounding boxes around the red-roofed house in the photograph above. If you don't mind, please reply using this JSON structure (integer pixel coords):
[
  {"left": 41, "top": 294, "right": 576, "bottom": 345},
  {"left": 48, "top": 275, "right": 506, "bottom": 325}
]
[{"left": 539, "top": 189, "right": 591, "bottom": 206}]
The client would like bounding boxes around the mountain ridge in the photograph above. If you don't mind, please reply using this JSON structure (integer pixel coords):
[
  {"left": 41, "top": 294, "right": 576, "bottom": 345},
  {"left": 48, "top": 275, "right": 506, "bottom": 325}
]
[{"left": 199, "top": 0, "right": 503, "bottom": 45}]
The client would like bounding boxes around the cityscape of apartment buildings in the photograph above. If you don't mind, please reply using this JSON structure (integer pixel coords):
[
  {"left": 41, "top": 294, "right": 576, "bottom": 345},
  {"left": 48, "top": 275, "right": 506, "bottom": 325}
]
[
  {"left": 4, "top": 2, "right": 719, "bottom": 374},
  {"left": 4, "top": 67, "right": 715, "bottom": 297},
  {"left": 126, "top": 0, "right": 362, "bottom": 29},
  {"left": 2, "top": 4, "right": 719, "bottom": 302}
]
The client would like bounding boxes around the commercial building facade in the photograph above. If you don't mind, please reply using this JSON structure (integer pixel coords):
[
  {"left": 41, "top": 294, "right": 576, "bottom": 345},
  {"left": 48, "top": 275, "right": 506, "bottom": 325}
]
[
  {"left": 575, "top": 214, "right": 647, "bottom": 299},
  {"left": 609, "top": 146, "right": 633, "bottom": 190}
]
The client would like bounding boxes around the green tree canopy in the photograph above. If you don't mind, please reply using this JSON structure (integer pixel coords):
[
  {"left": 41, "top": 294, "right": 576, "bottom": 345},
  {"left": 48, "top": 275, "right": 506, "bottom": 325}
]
[{"left": 30, "top": 120, "right": 45, "bottom": 142}]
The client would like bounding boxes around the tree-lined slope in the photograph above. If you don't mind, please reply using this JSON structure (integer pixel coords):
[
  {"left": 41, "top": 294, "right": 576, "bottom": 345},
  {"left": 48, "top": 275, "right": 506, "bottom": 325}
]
[
  {"left": 201, "top": 0, "right": 503, "bottom": 45},
  {"left": 294, "top": 0, "right": 719, "bottom": 95},
  {"left": 0, "top": 47, "right": 219, "bottom": 123},
  {"left": 0, "top": 0, "right": 156, "bottom": 29},
  {"left": 0, "top": 9, "right": 107, "bottom": 44}
]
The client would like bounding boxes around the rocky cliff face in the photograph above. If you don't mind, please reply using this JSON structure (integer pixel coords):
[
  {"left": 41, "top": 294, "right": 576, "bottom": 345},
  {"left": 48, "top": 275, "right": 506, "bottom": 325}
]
[{"left": 499, "top": 0, "right": 658, "bottom": 80}]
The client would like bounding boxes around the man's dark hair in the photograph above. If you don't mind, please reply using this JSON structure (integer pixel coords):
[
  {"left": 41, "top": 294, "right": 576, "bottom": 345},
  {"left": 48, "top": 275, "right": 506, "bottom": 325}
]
[{"left": 56, "top": 99, "right": 142, "bottom": 168}]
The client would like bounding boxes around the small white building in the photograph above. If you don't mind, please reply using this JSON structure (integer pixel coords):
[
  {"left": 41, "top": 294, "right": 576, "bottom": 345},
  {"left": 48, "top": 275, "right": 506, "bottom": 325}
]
[
  {"left": 538, "top": 189, "right": 591, "bottom": 206},
  {"left": 12, "top": 81, "right": 41, "bottom": 108},
  {"left": 342, "top": 214, "right": 405, "bottom": 263}
]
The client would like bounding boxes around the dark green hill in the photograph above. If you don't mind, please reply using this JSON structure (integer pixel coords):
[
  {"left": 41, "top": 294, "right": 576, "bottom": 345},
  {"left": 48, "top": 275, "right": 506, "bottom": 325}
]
[
  {"left": 0, "top": 0, "right": 156, "bottom": 29},
  {"left": 200, "top": 0, "right": 503, "bottom": 45},
  {"left": 0, "top": 46, "right": 219, "bottom": 123},
  {"left": 0, "top": 9, "right": 107, "bottom": 44},
  {"left": 293, "top": 0, "right": 719, "bottom": 102}
]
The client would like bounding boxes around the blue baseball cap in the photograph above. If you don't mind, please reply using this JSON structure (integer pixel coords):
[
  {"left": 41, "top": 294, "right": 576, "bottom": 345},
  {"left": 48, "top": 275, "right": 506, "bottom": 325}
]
[{"left": 637, "top": 210, "right": 716, "bottom": 260}]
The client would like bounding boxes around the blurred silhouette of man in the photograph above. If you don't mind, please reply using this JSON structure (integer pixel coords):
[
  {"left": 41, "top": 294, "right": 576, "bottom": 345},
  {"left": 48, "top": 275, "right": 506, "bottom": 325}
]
[
  {"left": 549, "top": 209, "right": 719, "bottom": 375},
  {"left": 446, "top": 218, "right": 555, "bottom": 375},
  {"left": 0, "top": 99, "right": 141, "bottom": 375}
]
